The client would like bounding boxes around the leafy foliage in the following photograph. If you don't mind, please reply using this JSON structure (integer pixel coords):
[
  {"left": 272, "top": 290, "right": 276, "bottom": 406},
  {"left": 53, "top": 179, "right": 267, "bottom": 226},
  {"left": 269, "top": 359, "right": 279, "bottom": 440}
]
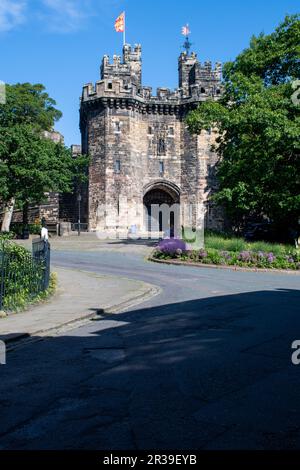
[
  {"left": 204, "top": 231, "right": 293, "bottom": 255},
  {"left": 0, "top": 83, "right": 62, "bottom": 130},
  {"left": 153, "top": 231, "right": 299, "bottom": 270},
  {"left": 0, "top": 241, "right": 53, "bottom": 312},
  {"left": 0, "top": 83, "right": 89, "bottom": 227},
  {"left": 10, "top": 222, "right": 42, "bottom": 237},
  {"left": 0, "top": 125, "right": 76, "bottom": 204},
  {"left": 187, "top": 15, "right": 300, "bottom": 234},
  {"left": 0, "top": 232, "right": 14, "bottom": 240},
  {"left": 153, "top": 246, "right": 300, "bottom": 270}
]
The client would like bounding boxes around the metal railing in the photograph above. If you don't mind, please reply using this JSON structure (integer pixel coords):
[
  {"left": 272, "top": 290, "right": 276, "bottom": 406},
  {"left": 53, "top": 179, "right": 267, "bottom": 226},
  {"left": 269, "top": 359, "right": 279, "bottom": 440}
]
[
  {"left": 32, "top": 239, "right": 51, "bottom": 290},
  {"left": 0, "top": 239, "right": 50, "bottom": 311}
]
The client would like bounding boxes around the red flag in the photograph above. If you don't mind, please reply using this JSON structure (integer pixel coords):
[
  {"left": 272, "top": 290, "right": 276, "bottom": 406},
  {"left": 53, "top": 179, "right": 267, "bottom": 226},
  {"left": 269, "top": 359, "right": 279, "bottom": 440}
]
[{"left": 115, "top": 12, "right": 125, "bottom": 33}]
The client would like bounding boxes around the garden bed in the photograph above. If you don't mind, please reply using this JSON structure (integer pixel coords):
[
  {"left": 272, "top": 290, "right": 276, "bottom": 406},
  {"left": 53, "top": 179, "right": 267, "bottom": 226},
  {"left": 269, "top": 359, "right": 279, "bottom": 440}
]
[{"left": 152, "top": 235, "right": 300, "bottom": 271}]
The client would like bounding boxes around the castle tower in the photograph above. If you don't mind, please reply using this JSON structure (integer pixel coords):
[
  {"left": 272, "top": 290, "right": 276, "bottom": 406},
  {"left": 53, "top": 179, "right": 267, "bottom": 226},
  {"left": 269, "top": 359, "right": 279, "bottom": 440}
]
[
  {"left": 80, "top": 44, "right": 224, "bottom": 235},
  {"left": 101, "top": 44, "right": 142, "bottom": 87},
  {"left": 178, "top": 51, "right": 198, "bottom": 95}
]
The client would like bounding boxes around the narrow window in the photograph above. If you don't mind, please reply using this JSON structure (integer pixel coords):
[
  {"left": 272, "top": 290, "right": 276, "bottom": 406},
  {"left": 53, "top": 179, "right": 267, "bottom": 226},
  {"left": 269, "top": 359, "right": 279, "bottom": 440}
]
[
  {"left": 159, "top": 211, "right": 163, "bottom": 232},
  {"left": 169, "top": 126, "right": 174, "bottom": 136},
  {"left": 115, "top": 160, "right": 121, "bottom": 173},
  {"left": 148, "top": 126, "right": 153, "bottom": 135},
  {"left": 158, "top": 138, "right": 166, "bottom": 155},
  {"left": 201, "top": 87, "right": 206, "bottom": 94},
  {"left": 108, "top": 82, "right": 113, "bottom": 90},
  {"left": 159, "top": 161, "right": 164, "bottom": 174},
  {"left": 115, "top": 121, "right": 121, "bottom": 132}
]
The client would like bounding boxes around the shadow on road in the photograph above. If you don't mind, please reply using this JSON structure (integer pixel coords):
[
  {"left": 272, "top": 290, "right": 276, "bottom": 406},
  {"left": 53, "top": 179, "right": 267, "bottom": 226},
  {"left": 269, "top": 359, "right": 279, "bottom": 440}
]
[{"left": 1, "top": 288, "right": 300, "bottom": 450}]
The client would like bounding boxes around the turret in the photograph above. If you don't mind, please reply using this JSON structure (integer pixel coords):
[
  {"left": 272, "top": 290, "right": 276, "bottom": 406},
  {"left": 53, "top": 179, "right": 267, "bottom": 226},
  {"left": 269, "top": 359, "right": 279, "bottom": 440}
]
[
  {"left": 101, "top": 44, "right": 142, "bottom": 87},
  {"left": 178, "top": 52, "right": 198, "bottom": 95},
  {"left": 178, "top": 51, "right": 222, "bottom": 97}
]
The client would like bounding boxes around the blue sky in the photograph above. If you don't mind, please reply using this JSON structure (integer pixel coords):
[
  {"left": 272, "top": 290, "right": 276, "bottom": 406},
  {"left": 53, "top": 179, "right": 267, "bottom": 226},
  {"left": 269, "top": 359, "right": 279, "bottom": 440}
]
[{"left": 1, "top": 0, "right": 299, "bottom": 146}]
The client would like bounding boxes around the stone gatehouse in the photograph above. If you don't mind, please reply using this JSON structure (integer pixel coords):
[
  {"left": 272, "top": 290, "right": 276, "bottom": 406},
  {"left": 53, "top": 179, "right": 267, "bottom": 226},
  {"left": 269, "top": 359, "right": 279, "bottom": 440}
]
[{"left": 80, "top": 43, "right": 224, "bottom": 235}]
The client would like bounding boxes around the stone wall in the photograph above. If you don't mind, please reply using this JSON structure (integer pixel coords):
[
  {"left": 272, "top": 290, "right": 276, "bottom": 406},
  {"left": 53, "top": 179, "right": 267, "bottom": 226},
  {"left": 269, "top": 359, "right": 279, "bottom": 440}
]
[
  {"left": 59, "top": 145, "right": 87, "bottom": 224},
  {"left": 80, "top": 43, "right": 224, "bottom": 233},
  {"left": 40, "top": 192, "right": 60, "bottom": 223}
]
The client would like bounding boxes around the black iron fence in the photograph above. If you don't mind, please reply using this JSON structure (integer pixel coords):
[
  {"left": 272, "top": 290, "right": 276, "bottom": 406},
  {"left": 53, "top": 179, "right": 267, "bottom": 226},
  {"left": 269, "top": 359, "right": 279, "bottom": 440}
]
[
  {"left": 0, "top": 239, "right": 50, "bottom": 311},
  {"left": 32, "top": 239, "right": 51, "bottom": 290}
]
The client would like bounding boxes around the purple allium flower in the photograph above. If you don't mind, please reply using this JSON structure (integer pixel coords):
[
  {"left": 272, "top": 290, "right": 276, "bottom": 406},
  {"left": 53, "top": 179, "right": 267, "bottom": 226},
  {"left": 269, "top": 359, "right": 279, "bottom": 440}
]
[
  {"left": 220, "top": 250, "right": 232, "bottom": 260},
  {"left": 266, "top": 252, "right": 276, "bottom": 263},
  {"left": 158, "top": 238, "right": 187, "bottom": 254},
  {"left": 199, "top": 249, "right": 208, "bottom": 259},
  {"left": 257, "top": 251, "right": 265, "bottom": 259},
  {"left": 238, "top": 250, "right": 252, "bottom": 262},
  {"left": 288, "top": 257, "right": 295, "bottom": 263}
]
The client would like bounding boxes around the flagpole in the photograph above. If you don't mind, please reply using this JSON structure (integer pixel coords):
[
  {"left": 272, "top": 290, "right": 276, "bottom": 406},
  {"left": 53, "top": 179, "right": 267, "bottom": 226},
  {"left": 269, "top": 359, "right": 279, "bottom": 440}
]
[{"left": 123, "top": 12, "right": 126, "bottom": 46}]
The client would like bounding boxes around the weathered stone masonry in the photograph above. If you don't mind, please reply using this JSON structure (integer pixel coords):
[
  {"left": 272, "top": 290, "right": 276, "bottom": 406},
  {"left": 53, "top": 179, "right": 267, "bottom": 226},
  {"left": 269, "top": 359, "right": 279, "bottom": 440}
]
[{"left": 80, "top": 44, "right": 224, "bottom": 233}]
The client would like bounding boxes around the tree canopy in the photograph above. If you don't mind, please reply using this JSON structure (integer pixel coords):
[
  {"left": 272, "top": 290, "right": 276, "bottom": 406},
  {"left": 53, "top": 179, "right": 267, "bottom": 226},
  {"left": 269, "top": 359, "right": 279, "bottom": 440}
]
[
  {"left": 0, "top": 83, "right": 62, "bottom": 129},
  {"left": 187, "top": 15, "right": 300, "bottom": 235},
  {"left": 0, "top": 83, "right": 88, "bottom": 230},
  {"left": 0, "top": 125, "right": 79, "bottom": 205}
]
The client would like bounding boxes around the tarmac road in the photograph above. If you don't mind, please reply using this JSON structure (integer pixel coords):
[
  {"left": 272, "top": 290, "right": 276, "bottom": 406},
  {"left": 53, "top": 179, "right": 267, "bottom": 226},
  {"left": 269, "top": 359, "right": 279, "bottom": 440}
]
[{"left": 0, "top": 240, "right": 300, "bottom": 449}]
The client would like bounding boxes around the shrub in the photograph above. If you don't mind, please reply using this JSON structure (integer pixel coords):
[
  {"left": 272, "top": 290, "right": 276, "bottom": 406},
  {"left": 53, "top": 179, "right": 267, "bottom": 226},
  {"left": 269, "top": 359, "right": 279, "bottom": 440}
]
[
  {"left": 29, "top": 223, "right": 42, "bottom": 235},
  {"left": 0, "top": 240, "right": 31, "bottom": 261},
  {"left": 157, "top": 238, "right": 187, "bottom": 257},
  {"left": 0, "top": 241, "right": 49, "bottom": 312},
  {"left": 9, "top": 222, "right": 42, "bottom": 237},
  {"left": 153, "top": 242, "right": 300, "bottom": 270},
  {"left": 0, "top": 232, "right": 14, "bottom": 240},
  {"left": 198, "top": 249, "right": 208, "bottom": 259}
]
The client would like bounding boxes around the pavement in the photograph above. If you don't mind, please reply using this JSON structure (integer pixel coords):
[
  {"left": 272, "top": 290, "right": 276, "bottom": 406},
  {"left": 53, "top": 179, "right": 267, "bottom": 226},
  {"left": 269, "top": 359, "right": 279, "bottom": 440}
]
[
  {"left": 1, "top": 235, "right": 300, "bottom": 450},
  {"left": 0, "top": 265, "right": 158, "bottom": 344}
]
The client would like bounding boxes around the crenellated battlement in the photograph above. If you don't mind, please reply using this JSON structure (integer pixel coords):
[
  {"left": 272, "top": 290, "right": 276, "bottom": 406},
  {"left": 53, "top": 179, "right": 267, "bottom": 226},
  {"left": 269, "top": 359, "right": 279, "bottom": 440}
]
[
  {"left": 81, "top": 44, "right": 222, "bottom": 113},
  {"left": 101, "top": 43, "right": 142, "bottom": 86},
  {"left": 123, "top": 43, "right": 141, "bottom": 62},
  {"left": 81, "top": 79, "right": 221, "bottom": 105},
  {"left": 178, "top": 51, "right": 222, "bottom": 96}
]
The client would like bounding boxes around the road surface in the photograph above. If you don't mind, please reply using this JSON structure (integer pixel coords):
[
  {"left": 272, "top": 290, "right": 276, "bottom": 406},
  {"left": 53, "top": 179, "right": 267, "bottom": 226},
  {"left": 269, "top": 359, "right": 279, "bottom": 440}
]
[{"left": 1, "top": 240, "right": 300, "bottom": 449}]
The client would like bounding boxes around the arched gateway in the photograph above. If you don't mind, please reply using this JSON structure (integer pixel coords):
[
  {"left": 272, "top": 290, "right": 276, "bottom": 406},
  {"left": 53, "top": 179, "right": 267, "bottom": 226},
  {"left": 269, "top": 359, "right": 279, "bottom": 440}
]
[{"left": 143, "top": 181, "right": 180, "bottom": 236}]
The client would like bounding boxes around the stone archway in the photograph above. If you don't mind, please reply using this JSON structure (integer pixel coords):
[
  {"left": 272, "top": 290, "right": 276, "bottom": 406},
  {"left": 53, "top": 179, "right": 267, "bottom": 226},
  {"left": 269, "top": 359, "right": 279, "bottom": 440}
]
[{"left": 143, "top": 181, "right": 180, "bottom": 236}]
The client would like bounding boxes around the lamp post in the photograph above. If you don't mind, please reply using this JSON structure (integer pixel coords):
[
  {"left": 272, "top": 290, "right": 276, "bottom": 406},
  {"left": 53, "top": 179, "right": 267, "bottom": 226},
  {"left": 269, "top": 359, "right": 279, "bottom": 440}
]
[{"left": 77, "top": 193, "right": 82, "bottom": 236}]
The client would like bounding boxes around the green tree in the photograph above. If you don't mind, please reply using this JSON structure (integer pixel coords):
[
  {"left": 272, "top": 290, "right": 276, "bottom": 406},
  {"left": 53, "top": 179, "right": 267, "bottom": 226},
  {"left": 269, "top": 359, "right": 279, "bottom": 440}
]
[
  {"left": 187, "top": 15, "right": 300, "bottom": 237},
  {"left": 0, "top": 83, "right": 88, "bottom": 232},
  {"left": 0, "top": 83, "right": 62, "bottom": 129}
]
